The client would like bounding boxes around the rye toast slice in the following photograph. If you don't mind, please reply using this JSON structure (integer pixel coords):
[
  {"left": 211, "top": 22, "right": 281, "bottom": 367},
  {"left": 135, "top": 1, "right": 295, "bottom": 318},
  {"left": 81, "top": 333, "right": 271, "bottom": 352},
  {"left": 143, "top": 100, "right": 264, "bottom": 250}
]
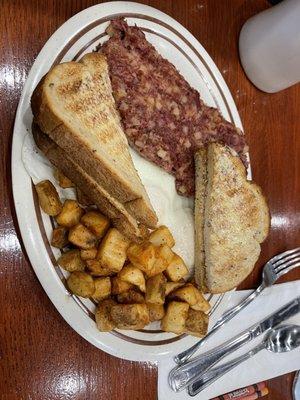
[
  {"left": 31, "top": 52, "right": 157, "bottom": 228},
  {"left": 194, "top": 143, "right": 270, "bottom": 293}
]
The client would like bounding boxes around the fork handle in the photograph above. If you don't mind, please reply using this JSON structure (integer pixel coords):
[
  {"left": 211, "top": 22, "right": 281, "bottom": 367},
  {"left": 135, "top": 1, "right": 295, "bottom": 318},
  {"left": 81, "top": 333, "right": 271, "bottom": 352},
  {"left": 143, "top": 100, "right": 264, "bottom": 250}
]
[{"left": 174, "top": 282, "right": 266, "bottom": 365}]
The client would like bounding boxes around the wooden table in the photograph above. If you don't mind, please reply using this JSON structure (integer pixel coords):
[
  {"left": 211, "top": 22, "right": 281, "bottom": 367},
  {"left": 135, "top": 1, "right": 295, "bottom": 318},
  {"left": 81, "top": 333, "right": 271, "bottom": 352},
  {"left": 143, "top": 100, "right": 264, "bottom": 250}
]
[{"left": 1, "top": 0, "right": 299, "bottom": 399}]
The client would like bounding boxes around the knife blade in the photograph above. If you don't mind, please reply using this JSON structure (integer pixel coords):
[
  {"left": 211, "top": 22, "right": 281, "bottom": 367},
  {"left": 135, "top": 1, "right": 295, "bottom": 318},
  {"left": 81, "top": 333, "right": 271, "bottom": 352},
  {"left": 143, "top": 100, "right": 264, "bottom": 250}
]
[
  {"left": 169, "top": 296, "right": 300, "bottom": 392},
  {"left": 250, "top": 296, "right": 300, "bottom": 337}
]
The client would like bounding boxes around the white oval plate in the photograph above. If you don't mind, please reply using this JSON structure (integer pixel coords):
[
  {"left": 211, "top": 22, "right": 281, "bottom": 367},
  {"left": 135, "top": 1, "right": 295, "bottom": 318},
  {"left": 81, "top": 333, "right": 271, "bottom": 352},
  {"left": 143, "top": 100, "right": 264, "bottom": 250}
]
[{"left": 12, "top": 1, "right": 246, "bottom": 362}]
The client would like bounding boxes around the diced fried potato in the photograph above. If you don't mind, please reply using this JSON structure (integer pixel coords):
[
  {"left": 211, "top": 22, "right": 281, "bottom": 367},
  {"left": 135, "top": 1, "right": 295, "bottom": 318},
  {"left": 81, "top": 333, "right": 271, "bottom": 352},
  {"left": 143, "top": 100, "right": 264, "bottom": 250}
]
[
  {"left": 67, "top": 271, "right": 95, "bottom": 298},
  {"left": 51, "top": 226, "right": 69, "bottom": 248},
  {"left": 95, "top": 298, "right": 116, "bottom": 331},
  {"left": 57, "top": 249, "right": 85, "bottom": 272},
  {"left": 161, "top": 301, "right": 189, "bottom": 334},
  {"left": 165, "top": 254, "right": 189, "bottom": 282},
  {"left": 80, "top": 247, "right": 97, "bottom": 260},
  {"left": 111, "top": 276, "right": 133, "bottom": 295},
  {"left": 35, "top": 180, "right": 62, "bottom": 216},
  {"left": 169, "top": 283, "right": 199, "bottom": 306},
  {"left": 53, "top": 169, "right": 74, "bottom": 188},
  {"left": 149, "top": 226, "right": 175, "bottom": 247},
  {"left": 97, "top": 228, "right": 129, "bottom": 273},
  {"left": 185, "top": 309, "right": 209, "bottom": 337},
  {"left": 145, "top": 273, "right": 166, "bottom": 305},
  {"left": 165, "top": 282, "right": 185, "bottom": 296},
  {"left": 147, "top": 303, "right": 165, "bottom": 322},
  {"left": 150, "top": 245, "right": 174, "bottom": 276},
  {"left": 81, "top": 211, "right": 110, "bottom": 240},
  {"left": 86, "top": 260, "right": 114, "bottom": 276},
  {"left": 55, "top": 200, "right": 84, "bottom": 228},
  {"left": 118, "top": 264, "right": 146, "bottom": 292},
  {"left": 127, "top": 242, "right": 156, "bottom": 276},
  {"left": 92, "top": 277, "right": 111, "bottom": 302},
  {"left": 110, "top": 303, "right": 150, "bottom": 330},
  {"left": 156, "top": 244, "right": 174, "bottom": 263},
  {"left": 76, "top": 188, "right": 93, "bottom": 206},
  {"left": 191, "top": 290, "right": 211, "bottom": 313},
  {"left": 170, "top": 283, "right": 211, "bottom": 312},
  {"left": 117, "top": 289, "right": 145, "bottom": 304},
  {"left": 68, "top": 223, "right": 97, "bottom": 249}
]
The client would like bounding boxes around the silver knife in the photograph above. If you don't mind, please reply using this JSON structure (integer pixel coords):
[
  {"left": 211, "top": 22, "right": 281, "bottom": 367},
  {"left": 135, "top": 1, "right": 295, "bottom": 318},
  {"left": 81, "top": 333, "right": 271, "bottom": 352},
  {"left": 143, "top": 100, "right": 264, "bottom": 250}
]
[
  {"left": 168, "top": 296, "right": 300, "bottom": 392},
  {"left": 293, "top": 370, "right": 300, "bottom": 400}
]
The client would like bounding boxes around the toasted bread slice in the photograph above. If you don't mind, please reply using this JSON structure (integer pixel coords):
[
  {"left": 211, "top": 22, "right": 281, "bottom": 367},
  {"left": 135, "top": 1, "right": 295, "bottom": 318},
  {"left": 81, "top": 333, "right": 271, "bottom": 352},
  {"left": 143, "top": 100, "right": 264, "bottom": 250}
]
[
  {"left": 31, "top": 52, "right": 157, "bottom": 228},
  {"left": 194, "top": 143, "right": 270, "bottom": 293},
  {"left": 32, "top": 124, "right": 147, "bottom": 242}
]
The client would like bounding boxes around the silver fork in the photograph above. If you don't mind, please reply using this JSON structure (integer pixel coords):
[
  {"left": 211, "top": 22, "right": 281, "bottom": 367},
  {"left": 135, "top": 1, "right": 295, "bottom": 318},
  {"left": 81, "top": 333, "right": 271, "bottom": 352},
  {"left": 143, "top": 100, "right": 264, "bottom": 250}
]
[{"left": 175, "top": 247, "right": 300, "bottom": 365}]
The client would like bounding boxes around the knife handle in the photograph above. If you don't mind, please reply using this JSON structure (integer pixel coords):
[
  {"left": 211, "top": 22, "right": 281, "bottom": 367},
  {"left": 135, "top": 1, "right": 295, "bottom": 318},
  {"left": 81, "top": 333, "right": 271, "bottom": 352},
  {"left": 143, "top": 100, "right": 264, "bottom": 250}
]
[
  {"left": 188, "top": 343, "right": 265, "bottom": 396},
  {"left": 169, "top": 330, "right": 254, "bottom": 392}
]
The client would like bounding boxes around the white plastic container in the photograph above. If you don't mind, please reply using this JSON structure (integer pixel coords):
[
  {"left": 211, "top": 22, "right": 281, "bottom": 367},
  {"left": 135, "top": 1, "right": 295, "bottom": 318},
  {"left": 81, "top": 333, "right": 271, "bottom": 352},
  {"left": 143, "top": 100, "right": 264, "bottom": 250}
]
[{"left": 239, "top": 0, "right": 300, "bottom": 93}]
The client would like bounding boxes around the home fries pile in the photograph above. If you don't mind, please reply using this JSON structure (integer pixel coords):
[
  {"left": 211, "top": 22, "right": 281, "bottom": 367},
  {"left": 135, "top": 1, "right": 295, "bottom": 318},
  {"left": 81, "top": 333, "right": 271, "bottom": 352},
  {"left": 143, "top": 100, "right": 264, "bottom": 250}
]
[
  {"left": 35, "top": 177, "right": 209, "bottom": 336},
  {"left": 31, "top": 18, "right": 270, "bottom": 337}
]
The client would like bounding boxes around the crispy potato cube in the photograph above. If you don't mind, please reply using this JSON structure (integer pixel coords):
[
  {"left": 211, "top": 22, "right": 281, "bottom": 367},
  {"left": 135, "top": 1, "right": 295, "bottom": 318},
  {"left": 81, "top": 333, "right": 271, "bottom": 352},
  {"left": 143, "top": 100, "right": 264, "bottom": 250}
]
[
  {"left": 156, "top": 244, "right": 174, "bottom": 263},
  {"left": 170, "top": 284, "right": 211, "bottom": 312},
  {"left": 67, "top": 271, "right": 95, "bottom": 298},
  {"left": 55, "top": 200, "right": 84, "bottom": 228},
  {"left": 161, "top": 301, "right": 189, "bottom": 334},
  {"left": 145, "top": 273, "right": 167, "bottom": 305},
  {"left": 117, "top": 289, "right": 145, "bottom": 304},
  {"left": 57, "top": 249, "right": 85, "bottom": 272},
  {"left": 127, "top": 242, "right": 156, "bottom": 276},
  {"left": 35, "top": 180, "right": 62, "bottom": 216},
  {"left": 147, "top": 303, "right": 165, "bottom": 322},
  {"left": 95, "top": 298, "right": 116, "bottom": 331},
  {"left": 51, "top": 226, "right": 69, "bottom": 248},
  {"left": 97, "top": 228, "right": 129, "bottom": 273},
  {"left": 86, "top": 260, "right": 114, "bottom": 276},
  {"left": 169, "top": 283, "right": 198, "bottom": 306},
  {"left": 149, "top": 226, "right": 175, "bottom": 247},
  {"left": 68, "top": 223, "right": 97, "bottom": 249},
  {"left": 150, "top": 245, "right": 174, "bottom": 276},
  {"left": 53, "top": 169, "right": 74, "bottom": 188},
  {"left": 165, "top": 282, "right": 185, "bottom": 296},
  {"left": 76, "top": 188, "right": 93, "bottom": 206},
  {"left": 110, "top": 303, "right": 150, "bottom": 330},
  {"left": 80, "top": 247, "right": 97, "bottom": 260},
  {"left": 111, "top": 277, "right": 133, "bottom": 295},
  {"left": 118, "top": 264, "right": 146, "bottom": 292},
  {"left": 191, "top": 290, "right": 211, "bottom": 313},
  {"left": 81, "top": 211, "right": 110, "bottom": 240},
  {"left": 185, "top": 309, "right": 209, "bottom": 337},
  {"left": 165, "top": 254, "right": 189, "bottom": 282},
  {"left": 92, "top": 277, "right": 111, "bottom": 302}
]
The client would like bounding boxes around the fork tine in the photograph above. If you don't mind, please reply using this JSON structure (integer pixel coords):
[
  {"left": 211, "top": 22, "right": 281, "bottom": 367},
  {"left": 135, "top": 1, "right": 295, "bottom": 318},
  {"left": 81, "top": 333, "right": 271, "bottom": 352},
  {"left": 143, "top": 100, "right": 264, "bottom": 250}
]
[
  {"left": 274, "top": 257, "right": 300, "bottom": 276},
  {"left": 272, "top": 249, "right": 300, "bottom": 270},
  {"left": 275, "top": 263, "right": 300, "bottom": 279},
  {"left": 270, "top": 247, "right": 300, "bottom": 265}
]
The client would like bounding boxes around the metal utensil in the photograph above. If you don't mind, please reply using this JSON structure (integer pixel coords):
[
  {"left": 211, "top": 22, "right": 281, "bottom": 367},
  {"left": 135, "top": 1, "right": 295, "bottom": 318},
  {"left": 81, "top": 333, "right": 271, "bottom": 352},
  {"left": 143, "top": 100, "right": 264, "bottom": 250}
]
[
  {"left": 293, "top": 370, "right": 300, "bottom": 400},
  {"left": 175, "top": 247, "right": 300, "bottom": 365},
  {"left": 169, "top": 296, "right": 300, "bottom": 392},
  {"left": 188, "top": 324, "right": 300, "bottom": 396}
]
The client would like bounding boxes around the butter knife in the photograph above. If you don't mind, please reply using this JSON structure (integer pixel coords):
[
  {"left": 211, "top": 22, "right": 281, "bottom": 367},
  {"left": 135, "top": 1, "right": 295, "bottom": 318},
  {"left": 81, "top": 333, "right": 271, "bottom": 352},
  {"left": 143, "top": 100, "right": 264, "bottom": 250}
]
[{"left": 168, "top": 296, "right": 300, "bottom": 392}]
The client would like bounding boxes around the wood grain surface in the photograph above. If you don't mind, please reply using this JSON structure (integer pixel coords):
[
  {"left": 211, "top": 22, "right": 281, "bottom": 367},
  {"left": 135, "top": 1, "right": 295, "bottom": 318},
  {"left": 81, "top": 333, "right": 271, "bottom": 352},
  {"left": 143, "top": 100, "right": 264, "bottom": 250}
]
[{"left": 0, "top": 0, "right": 299, "bottom": 399}]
